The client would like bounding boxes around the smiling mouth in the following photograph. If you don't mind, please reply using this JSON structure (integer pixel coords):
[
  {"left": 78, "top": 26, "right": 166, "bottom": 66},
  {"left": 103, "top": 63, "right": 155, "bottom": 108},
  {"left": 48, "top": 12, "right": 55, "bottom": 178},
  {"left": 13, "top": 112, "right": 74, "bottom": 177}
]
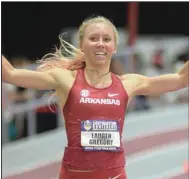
[{"left": 94, "top": 52, "right": 107, "bottom": 57}]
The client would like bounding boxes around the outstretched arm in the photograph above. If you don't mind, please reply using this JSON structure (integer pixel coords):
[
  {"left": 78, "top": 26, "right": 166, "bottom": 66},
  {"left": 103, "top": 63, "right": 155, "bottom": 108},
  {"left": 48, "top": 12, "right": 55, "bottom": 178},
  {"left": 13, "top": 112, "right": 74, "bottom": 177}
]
[
  {"left": 2, "top": 55, "right": 59, "bottom": 90},
  {"left": 123, "top": 61, "right": 189, "bottom": 96}
]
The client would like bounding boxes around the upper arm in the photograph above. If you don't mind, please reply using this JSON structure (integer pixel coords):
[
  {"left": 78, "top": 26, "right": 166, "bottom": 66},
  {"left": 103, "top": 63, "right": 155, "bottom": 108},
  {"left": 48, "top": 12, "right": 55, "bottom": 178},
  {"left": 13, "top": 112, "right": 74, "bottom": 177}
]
[
  {"left": 133, "top": 73, "right": 185, "bottom": 96},
  {"left": 5, "top": 68, "right": 59, "bottom": 90}
]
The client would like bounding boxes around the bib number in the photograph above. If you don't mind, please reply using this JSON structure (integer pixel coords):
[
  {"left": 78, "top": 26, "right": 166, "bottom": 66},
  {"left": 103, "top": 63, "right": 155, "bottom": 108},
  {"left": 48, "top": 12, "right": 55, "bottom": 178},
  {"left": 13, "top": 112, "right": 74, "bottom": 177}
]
[{"left": 81, "top": 120, "right": 121, "bottom": 152}]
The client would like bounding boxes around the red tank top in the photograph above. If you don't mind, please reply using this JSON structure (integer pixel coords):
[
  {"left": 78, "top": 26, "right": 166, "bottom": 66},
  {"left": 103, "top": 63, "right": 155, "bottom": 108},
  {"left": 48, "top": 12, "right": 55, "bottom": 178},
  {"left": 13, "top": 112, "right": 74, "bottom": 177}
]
[{"left": 62, "top": 69, "right": 128, "bottom": 170}]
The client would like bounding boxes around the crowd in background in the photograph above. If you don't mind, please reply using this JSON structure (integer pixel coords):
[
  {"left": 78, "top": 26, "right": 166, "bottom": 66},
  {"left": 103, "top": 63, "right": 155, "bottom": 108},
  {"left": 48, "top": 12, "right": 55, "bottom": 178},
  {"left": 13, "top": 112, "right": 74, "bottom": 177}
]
[{"left": 2, "top": 39, "right": 188, "bottom": 144}]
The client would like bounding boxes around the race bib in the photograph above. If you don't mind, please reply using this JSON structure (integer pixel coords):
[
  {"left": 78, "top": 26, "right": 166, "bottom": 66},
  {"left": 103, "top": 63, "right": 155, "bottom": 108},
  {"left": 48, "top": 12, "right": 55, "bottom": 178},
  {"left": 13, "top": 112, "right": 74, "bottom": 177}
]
[{"left": 81, "top": 120, "right": 121, "bottom": 152}]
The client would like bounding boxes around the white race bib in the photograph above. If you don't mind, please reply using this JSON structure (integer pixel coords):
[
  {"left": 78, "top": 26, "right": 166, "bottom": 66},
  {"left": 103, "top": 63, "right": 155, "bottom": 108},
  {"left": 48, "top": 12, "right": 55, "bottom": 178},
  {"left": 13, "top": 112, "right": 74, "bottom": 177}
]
[{"left": 81, "top": 120, "right": 121, "bottom": 152}]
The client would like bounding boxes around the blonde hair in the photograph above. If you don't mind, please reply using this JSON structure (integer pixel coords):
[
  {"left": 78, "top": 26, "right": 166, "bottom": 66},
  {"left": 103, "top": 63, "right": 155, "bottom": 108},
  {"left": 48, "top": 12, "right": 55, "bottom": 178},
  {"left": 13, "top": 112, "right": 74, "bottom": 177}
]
[{"left": 37, "top": 15, "right": 119, "bottom": 72}]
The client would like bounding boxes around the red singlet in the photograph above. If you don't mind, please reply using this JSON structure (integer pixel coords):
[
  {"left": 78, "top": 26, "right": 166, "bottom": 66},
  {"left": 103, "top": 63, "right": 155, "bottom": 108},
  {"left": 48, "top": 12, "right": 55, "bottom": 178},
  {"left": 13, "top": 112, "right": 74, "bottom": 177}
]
[{"left": 60, "top": 69, "right": 128, "bottom": 179}]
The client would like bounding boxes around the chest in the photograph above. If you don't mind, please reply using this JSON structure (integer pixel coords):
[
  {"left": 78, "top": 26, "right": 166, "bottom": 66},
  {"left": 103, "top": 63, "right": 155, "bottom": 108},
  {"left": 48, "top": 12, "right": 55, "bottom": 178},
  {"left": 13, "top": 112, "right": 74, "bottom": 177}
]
[{"left": 67, "top": 85, "right": 127, "bottom": 116}]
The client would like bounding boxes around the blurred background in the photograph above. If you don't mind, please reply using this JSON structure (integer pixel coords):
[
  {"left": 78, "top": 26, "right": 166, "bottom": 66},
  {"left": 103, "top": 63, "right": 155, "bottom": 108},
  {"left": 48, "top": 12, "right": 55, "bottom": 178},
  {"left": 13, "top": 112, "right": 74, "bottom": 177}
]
[{"left": 1, "top": 2, "right": 189, "bottom": 179}]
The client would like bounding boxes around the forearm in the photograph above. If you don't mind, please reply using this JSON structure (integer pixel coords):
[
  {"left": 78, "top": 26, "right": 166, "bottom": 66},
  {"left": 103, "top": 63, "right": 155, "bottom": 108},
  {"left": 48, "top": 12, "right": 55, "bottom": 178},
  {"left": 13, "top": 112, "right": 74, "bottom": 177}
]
[
  {"left": 133, "top": 72, "right": 187, "bottom": 96},
  {"left": 177, "top": 60, "right": 189, "bottom": 87}
]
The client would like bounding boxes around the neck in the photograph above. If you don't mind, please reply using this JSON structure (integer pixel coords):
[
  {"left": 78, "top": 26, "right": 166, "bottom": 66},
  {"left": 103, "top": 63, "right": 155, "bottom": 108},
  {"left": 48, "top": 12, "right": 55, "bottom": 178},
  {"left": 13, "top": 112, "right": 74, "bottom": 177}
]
[
  {"left": 84, "top": 63, "right": 112, "bottom": 88},
  {"left": 84, "top": 61, "right": 110, "bottom": 75}
]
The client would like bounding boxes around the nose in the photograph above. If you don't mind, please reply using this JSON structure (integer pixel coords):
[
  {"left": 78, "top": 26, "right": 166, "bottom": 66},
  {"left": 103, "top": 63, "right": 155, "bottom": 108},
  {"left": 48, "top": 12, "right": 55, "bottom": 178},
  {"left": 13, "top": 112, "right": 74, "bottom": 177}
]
[{"left": 97, "top": 39, "right": 104, "bottom": 48}]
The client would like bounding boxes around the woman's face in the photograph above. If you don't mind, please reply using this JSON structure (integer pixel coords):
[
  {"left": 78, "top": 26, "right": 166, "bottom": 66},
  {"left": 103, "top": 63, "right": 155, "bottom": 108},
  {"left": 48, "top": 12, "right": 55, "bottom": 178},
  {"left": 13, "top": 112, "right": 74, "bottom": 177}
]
[{"left": 80, "top": 22, "right": 116, "bottom": 67}]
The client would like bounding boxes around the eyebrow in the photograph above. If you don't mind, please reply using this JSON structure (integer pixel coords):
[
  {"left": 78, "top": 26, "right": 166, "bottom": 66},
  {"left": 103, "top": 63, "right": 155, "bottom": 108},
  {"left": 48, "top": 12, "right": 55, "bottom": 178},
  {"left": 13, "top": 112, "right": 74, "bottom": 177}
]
[{"left": 89, "top": 33, "right": 112, "bottom": 37}]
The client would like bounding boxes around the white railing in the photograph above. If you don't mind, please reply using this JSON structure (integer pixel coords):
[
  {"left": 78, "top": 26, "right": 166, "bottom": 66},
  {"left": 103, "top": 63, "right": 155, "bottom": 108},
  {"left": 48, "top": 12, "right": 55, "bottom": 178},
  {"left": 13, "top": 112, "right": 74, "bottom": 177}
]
[{"left": 2, "top": 90, "right": 64, "bottom": 144}]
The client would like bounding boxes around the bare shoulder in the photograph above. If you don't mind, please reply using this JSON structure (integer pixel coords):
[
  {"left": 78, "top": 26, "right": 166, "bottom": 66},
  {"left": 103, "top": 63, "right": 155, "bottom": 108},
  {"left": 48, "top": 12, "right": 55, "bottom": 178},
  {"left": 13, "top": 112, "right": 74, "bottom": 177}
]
[
  {"left": 120, "top": 73, "right": 145, "bottom": 82},
  {"left": 119, "top": 73, "right": 145, "bottom": 96},
  {"left": 48, "top": 68, "right": 77, "bottom": 89}
]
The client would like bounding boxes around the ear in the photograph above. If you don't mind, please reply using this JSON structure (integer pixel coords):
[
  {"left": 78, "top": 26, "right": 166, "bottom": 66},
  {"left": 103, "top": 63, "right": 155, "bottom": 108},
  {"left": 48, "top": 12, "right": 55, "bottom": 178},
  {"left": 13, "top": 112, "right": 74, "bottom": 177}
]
[{"left": 113, "top": 49, "right": 117, "bottom": 54}]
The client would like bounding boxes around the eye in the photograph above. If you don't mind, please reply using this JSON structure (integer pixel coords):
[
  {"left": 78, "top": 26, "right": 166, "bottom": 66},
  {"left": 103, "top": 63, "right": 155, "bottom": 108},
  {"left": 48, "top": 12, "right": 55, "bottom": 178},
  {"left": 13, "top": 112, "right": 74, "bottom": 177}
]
[
  {"left": 104, "top": 37, "right": 111, "bottom": 42},
  {"left": 90, "top": 37, "right": 98, "bottom": 41}
]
